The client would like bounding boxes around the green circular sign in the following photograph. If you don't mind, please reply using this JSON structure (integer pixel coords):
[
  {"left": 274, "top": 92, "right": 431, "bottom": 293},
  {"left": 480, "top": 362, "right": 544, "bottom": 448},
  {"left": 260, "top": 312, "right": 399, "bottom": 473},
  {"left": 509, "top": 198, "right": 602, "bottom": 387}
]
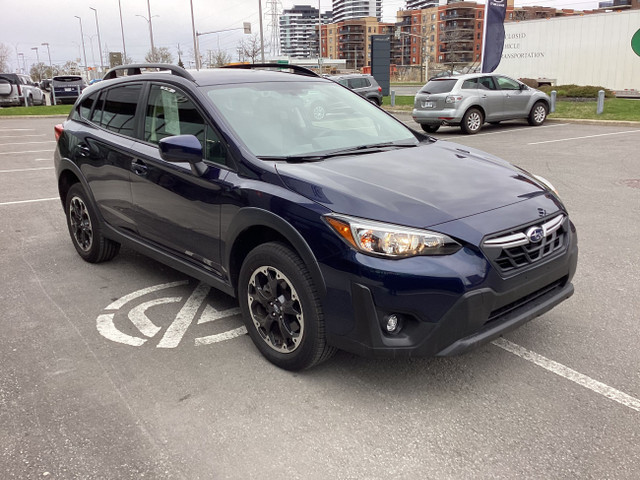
[{"left": 632, "top": 28, "right": 640, "bottom": 57}]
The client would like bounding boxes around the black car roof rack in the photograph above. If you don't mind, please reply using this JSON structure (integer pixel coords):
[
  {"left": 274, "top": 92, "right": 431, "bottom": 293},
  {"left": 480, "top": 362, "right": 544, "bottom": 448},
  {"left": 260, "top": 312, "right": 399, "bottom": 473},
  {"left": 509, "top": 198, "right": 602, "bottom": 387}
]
[
  {"left": 102, "top": 64, "right": 196, "bottom": 82},
  {"left": 221, "top": 63, "right": 319, "bottom": 78}
]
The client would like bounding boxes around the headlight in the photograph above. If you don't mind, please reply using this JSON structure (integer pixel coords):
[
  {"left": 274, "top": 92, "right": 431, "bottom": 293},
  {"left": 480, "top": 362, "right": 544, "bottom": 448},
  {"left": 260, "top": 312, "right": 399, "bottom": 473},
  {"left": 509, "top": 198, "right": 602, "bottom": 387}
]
[
  {"left": 533, "top": 174, "right": 559, "bottom": 196},
  {"left": 324, "top": 215, "right": 461, "bottom": 259}
]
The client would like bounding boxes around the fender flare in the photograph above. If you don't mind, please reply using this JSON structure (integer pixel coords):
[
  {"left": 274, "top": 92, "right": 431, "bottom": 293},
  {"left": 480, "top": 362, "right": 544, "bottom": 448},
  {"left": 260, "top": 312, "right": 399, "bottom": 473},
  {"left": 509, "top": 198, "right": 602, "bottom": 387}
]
[{"left": 223, "top": 207, "right": 327, "bottom": 298}]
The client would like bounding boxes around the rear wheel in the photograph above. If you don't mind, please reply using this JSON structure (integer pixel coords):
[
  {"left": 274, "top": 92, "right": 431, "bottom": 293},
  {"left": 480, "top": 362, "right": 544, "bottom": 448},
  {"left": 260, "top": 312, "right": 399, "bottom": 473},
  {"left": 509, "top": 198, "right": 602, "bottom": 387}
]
[
  {"left": 26, "top": 95, "right": 34, "bottom": 107},
  {"left": 461, "top": 108, "right": 483, "bottom": 134},
  {"left": 528, "top": 101, "right": 548, "bottom": 126},
  {"left": 65, "top": 184, "right": 120, "bottom": 263},
  {"left": 421, "top": 124, "right": 440, "bottom": 133},
  {"left": 238, "top": 242, "right": 336, "bottom": 370}
]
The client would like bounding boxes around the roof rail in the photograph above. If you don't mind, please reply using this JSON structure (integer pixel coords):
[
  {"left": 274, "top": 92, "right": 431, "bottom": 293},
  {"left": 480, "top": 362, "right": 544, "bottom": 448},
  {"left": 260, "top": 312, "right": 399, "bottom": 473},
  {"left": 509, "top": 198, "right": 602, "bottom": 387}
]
[
  {"left": 102, "top": 63, "right": 196, "bottom": 82},
  {"left": 221, "top": 63, "right": 319, "bottom": 78}
]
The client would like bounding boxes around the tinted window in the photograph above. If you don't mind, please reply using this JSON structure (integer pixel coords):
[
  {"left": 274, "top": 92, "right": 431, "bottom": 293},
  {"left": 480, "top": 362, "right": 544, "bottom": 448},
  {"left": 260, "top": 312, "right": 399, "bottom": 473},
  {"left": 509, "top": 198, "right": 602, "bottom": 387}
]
[
  {"left": 79, "top": 93, "right": 97, "bottom": 120},
  {"left": 90, "top": 91, "right": 105, "bottom": 124},
  {"left": 496, "top": 76, "right": 521, "bottom": 91},
  {"left": 462, "top": 78, "right": 478, "bottom": 89},
  {"left": 99, "top": 85, "right": 141, "bottom": 137},
  {"left": 420, "top": 79, "right": 457, "bottom": 94},
  {"left": 478, "top": 77, "right": 497, "bottom": 90},
  {"left": 145, "top": 84, "right": 225, "bottom": 165}
]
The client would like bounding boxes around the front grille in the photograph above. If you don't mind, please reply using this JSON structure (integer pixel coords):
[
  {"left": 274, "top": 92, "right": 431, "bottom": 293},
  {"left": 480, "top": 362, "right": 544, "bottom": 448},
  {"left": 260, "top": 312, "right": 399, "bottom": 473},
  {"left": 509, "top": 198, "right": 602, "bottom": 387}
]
[{"left": 482, "top": 214, "right": 568, "bottom": 275}]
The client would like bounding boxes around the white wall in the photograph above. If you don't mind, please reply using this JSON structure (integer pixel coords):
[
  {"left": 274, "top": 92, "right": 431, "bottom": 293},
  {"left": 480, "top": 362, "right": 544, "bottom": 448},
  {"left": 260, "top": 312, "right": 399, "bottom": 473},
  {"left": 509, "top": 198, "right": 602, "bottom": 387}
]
[{"left": 497, "top": 10, "right": 640, "bottom": 90}]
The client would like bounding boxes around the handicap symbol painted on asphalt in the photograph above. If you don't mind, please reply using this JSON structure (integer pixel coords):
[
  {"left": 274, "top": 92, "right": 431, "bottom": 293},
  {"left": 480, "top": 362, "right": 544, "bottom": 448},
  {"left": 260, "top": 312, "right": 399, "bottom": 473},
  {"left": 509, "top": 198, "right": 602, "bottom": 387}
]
[{"left": 96, "top": 280, "right": 247, "bottom": 348}]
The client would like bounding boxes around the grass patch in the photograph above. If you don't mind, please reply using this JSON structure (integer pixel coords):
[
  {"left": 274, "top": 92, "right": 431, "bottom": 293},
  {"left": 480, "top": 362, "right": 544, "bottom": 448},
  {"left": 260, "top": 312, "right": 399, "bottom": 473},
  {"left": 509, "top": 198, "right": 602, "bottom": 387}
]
[
  {"left": 0, "top": 105, "right": 72, "bottom": 116},
  {"left": 382, "top": 95, "right": 414, "bottom": 111},
  {"left": 549, "top": 98, "right": 640, "bottom": 122}
]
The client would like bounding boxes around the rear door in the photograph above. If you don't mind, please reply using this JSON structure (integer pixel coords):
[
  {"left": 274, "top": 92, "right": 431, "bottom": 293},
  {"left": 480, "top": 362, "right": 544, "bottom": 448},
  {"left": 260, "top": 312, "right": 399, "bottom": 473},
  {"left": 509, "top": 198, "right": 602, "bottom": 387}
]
[
  {"left": 77, "top": 85, "right": 141, "bottom": 233},
  {"left": 129, "top": 82, "right": 230, "bottom": 275}
]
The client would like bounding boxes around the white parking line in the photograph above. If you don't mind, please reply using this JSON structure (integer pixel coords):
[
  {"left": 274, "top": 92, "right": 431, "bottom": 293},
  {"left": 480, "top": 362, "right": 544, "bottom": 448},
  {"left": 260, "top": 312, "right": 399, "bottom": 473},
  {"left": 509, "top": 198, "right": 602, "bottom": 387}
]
[
  {"left": 454, "top": 123, "right": 569, "bottom": 137},
  {"left": 528, "top": 130, "right": 640, "bottom": 145},
  {"left": 0, "top": 128, "right": 35, "bottom": 131},
  {"left": 0, "top": 197, "right": 58, "bottom": 206},
  {"left": 0, "top": 149, "right": 53, "bottom": 156},
  {"left": 0, "top": 167, "right": 54, "bottom": 173},
  {"left": 493, "top": 338, "right": 640, "bottom": 413},
  {"left": 0, "top": 141, "right": 56, "bottom": 146}
]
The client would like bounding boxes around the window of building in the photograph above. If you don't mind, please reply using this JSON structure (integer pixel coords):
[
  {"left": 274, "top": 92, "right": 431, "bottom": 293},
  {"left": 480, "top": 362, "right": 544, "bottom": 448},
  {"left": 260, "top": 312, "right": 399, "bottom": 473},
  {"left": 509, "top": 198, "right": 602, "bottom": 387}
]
[{"left": 412, "top": 57, "right": 416, "bottom": 63}]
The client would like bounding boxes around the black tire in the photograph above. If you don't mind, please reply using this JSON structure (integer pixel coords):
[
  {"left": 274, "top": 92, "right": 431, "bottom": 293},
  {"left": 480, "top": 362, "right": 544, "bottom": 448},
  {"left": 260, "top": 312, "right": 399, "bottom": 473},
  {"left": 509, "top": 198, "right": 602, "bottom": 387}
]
[
  {"left": 461, "top": 108, "right": 483, "bottom": 134},
  {"left": 368, "top": 96, "right": 381, "bottom": 106},
  {"left": 421, "top": 124, "right": 440, "bottom": 133},
  {"left": 238, "top": 242, "right": 336, "bottom": 371},
  {"left": 65, "top": 183, "right": 120, "bottom": 263},
  {"left": 26, "top": 95, "right": 34, "bottom": 107},
  {"left": 528, "top": 101, "right": 548, "bottom": 126}
]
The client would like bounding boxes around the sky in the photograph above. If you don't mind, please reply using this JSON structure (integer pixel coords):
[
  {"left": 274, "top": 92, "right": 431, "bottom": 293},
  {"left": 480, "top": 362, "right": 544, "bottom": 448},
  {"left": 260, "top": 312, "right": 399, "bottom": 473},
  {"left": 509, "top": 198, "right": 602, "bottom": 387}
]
[{"left": 1, "top": 0, "right": 602, "bottom": 74}]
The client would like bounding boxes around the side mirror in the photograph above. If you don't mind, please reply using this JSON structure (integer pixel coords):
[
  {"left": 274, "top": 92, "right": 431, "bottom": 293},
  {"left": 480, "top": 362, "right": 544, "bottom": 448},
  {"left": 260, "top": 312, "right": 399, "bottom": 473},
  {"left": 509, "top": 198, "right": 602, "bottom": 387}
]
[
  {"left": 159, "top": 134, "right": 208, "bottom": 176},
  {"left": 520, "top": 83, "right": 528, "bottom": 91}
]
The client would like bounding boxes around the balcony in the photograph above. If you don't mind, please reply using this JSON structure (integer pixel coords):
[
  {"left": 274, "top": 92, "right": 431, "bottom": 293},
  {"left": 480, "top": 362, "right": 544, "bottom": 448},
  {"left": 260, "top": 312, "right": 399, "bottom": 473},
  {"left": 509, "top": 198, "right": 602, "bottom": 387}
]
[{"left": 598, "top": 0, "right": 631, "bottom": 7}]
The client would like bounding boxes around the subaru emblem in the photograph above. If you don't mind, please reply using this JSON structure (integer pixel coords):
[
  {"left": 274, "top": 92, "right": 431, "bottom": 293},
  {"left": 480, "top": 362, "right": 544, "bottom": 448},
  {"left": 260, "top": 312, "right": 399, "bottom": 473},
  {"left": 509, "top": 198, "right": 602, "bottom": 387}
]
[{"left": 526, "top": 226, "right": 544, "bottom": 243}]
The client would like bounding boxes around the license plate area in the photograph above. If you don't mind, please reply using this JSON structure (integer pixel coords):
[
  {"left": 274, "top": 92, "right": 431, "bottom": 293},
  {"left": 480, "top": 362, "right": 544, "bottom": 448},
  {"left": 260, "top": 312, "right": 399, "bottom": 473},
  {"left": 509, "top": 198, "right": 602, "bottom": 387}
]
[{"left": 422, "top": 101, "right": 434, "bottom": 108}]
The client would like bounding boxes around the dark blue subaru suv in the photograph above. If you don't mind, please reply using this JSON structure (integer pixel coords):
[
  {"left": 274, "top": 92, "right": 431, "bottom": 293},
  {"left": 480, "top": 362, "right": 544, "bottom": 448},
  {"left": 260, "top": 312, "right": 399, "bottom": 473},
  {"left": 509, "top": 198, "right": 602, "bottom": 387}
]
[{"left": 54, "top": 64, "right": 577, "bottom": 370}]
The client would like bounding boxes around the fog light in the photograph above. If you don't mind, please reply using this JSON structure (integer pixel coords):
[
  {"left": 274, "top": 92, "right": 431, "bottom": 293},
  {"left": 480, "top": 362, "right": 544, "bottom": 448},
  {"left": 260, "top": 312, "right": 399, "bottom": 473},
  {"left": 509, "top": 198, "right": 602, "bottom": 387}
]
[{"left": 385, "top": 314, "right": 400, "bottom": 334}]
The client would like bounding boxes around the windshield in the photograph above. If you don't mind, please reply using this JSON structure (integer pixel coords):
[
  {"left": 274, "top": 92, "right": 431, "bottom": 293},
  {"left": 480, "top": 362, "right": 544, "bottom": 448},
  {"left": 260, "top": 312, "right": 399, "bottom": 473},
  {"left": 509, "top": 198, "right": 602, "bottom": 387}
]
[{"left": 202, "top": 80, "right": 417, "bottom": 158}]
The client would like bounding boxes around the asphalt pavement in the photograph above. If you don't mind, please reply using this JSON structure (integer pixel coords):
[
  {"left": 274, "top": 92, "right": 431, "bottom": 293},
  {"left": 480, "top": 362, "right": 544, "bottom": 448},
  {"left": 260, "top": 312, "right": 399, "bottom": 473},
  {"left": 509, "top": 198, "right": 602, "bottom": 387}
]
[{"left": 1, "top": 115, "right": 639, "bottom": 479}]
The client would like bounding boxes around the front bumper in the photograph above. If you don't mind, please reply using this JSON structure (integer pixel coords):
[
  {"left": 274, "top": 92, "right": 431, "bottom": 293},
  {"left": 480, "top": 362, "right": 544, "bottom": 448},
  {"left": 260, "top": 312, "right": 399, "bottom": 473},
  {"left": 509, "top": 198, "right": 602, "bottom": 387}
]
[{"left": 322, "top": 220, "right": 578, "bottom": 358}]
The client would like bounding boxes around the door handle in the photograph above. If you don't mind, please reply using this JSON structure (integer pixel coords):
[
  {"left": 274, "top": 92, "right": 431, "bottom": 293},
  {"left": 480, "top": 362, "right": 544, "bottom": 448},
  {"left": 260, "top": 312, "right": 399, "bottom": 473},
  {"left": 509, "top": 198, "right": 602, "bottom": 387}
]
[
  {"left": 76, "top": 144, "right": 91, "bottom": 157},
  {"left": 131, "top": 159, "right": 148, "bottom": 176}
]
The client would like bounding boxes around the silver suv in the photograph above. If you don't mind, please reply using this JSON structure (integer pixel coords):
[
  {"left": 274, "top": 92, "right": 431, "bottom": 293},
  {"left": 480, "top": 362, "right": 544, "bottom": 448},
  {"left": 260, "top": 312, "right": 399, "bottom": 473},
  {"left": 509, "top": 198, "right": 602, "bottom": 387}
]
[
  {"left": 0, "top": 73, "right": 46, "bottom": 107},
  {"left": 329, "top": 74, "right": 383, "bottom": 105},
  {"left": 412, "top": 73, "right": 550, "bottom": 134}
]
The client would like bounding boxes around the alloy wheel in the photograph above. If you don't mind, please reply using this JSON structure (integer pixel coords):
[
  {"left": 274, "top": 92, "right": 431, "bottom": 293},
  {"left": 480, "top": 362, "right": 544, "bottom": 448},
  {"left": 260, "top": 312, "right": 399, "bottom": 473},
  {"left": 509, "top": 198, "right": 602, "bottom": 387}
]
[
  {"left": 69, "top": 196, "right": 93, "bottom": 252},
  {"left": 247, "top": 265, "right": 304, "bottom": 353}
]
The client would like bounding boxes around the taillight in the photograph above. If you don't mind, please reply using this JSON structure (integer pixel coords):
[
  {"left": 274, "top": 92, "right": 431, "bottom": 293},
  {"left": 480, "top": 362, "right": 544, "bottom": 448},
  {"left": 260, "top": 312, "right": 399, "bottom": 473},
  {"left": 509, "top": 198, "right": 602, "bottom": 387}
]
[
  {"left": 16, "top": 83, "right": 21, "bottom": 96},
  {"left": 378, "top": 86, "right": 382, "bottom": 93},
  {"left": 445, "top": 95, "right": 463, "bottom": 104},
  {"left": 54, "top": 124, "right": 64, "bottom": 142}
]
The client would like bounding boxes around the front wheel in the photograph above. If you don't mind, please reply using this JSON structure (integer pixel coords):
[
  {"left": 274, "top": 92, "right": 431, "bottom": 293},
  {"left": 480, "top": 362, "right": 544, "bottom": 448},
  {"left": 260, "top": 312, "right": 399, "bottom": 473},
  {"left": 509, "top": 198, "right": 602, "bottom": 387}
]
[
  {"left": 528, "top": 101, "right": 548, "bottom": 126},
  {"left": 65, "top": 184, "right": 120, "bottom": 263},
  {"left": 461, "top": 108, "right": 483, "bottom": 134},
  {"left": 421, "top": 124, "right": 440, "bottom": 133},
  {"left": 238, "top": 242, "right": 336, "bottom": 370}
]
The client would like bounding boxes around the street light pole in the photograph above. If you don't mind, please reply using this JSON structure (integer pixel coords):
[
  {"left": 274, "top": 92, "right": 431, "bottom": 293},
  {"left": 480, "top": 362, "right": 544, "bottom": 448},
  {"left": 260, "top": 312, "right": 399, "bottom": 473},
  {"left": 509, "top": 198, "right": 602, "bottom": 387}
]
[
  {"left": 42, "top": 42, "right": 55, "bottom": 105},
  {"left": 118, "top": 0, "right": 127, "bottom": 63},
  {"left": 146, "top": 0, "right": 155, "bottom": 54},
  {"left": 74, "top": 16, "right": 89, "bottom": 79},
  {"left": 89, "top": 7, "right": 105, "bottom": 72},
  {"left": 189, "top": 0, "right": 199, "bottom": 70},
  {"left": 258, "top": 0, "right": 265, "bottom": 62},
  {"left": 31, "top": 47, "right": 41, "bottom": 80},
  {"left": 136, "top": 13, "right": 159, "bottom": 56}
]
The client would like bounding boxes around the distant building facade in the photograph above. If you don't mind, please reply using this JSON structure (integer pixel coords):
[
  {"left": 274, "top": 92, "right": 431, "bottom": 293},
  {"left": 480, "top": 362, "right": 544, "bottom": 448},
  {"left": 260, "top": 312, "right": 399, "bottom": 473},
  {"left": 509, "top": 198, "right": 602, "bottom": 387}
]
[
  {"left": 332, "top": 0, "right": 382, "bottom": 23},
  {"left": 280, "top": 5, "right": 332, "bottom": 58}
]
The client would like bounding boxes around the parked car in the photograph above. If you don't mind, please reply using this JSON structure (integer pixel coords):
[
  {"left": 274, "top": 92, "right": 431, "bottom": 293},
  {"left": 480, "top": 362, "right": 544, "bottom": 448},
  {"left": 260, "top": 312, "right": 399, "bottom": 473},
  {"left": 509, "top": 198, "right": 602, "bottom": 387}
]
[
  {"left": 54, "top": 63, "right": 577, "bottom": 370},
  {"left": 328, "top": 73, "right": 383, "bottom": 105},
  {"left": 52, "top": 75, "right": 86, "bottom": 104},
  {"left": 0, "top": 73, "right": 46, "bottom": 107},
  {"left": 412, "top": 73, "right": 550, "bottom": 134}
]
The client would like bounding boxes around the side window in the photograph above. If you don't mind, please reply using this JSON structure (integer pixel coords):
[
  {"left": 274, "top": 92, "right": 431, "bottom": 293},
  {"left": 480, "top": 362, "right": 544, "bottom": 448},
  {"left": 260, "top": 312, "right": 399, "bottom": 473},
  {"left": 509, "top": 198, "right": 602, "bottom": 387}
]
[
  {"left": 496, "top": 76, "right": 521, "bottom": 91},
  {"left": 338, "top": 79, "right": 348, "bottom": 87},
  {"left": 99, "top": 85, "right": 141, "bottom": 137},
  {"left": 90, "top": 91, "right": 105, "bottom": 125},
  {"left": 478, "top": 77, "right": 496, "bottom": 90},
  {"left": 79, "top": 93, "right": 97, "bottom": 120},
  {"left": 144, "top": 84, "right": 226, "bottom": 165},
  {"left": 462, "top": 79, "right": 478, "bottom": 90}
]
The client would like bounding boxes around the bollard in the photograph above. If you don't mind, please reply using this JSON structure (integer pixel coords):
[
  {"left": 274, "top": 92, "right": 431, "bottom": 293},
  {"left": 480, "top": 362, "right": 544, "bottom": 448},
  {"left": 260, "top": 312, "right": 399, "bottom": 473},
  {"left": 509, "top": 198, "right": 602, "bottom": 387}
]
[
  {"left": 550, "top": 90, "right": 556, "bottom": 113},
  {"left": 597, "top": 90, "right": 605, "bottom": 115},
  {"left": 391, "top": 90, "right": 396, "bottom": 107},
  {"left": 23, "top": 94, "right": 29, "bottom": 107}
]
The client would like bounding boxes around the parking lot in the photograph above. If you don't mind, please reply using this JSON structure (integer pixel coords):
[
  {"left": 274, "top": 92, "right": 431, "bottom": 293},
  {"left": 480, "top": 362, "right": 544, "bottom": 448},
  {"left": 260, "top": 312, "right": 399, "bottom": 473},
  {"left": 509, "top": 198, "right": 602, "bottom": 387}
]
[{"left": 1, "top": 115, "right": 639, "bottom": 479}]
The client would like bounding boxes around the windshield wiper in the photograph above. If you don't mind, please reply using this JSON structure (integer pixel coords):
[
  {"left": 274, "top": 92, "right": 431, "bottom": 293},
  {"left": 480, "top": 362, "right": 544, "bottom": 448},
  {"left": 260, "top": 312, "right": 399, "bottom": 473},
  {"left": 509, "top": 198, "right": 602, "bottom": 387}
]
[{"left": 258, "top": 142, "right": 418, "bottom": 163}]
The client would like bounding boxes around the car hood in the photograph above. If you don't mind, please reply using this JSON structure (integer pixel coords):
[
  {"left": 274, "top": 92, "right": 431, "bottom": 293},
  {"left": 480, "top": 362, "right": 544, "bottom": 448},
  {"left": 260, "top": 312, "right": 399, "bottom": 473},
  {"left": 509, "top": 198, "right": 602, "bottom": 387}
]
[{"left": 275, "top": 140, "right": 551, "bottom": 229}]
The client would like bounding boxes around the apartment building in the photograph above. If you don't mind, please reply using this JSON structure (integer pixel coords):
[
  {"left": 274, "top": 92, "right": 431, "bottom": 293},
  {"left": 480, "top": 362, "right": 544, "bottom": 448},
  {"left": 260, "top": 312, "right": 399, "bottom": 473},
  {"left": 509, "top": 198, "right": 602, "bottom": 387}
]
[
  {"left": 332, "top": 0, "right": 382, "bottom": 23},
  {"left": 280, "top": 5, "right": 332, "bottom": 58}
]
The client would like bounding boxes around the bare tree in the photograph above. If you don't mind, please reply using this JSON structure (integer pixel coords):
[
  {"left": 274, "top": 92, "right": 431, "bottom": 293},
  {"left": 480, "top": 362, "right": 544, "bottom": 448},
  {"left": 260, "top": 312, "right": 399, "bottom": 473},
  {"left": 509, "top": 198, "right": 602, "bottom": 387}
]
[
  {"left": 145, "top": 47, "right": 173, "bottom": 64},
  {"left": 439, "top": 28, "right": 475, "bottom": 73},
  {"left": 0, "top": 43, "right": 11, "bottom": 72},
  {"left": 29, "top": 62, "right": 49, "bottom": 81},
  {"left": 237, "top": 34, "right": 266, "bottom": 64},
  {"left": 206, "top": 49, "right": 232, "bottom": 68},
  {"left": 61, "top": 60, "right": 81, "bottom": 75}
]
